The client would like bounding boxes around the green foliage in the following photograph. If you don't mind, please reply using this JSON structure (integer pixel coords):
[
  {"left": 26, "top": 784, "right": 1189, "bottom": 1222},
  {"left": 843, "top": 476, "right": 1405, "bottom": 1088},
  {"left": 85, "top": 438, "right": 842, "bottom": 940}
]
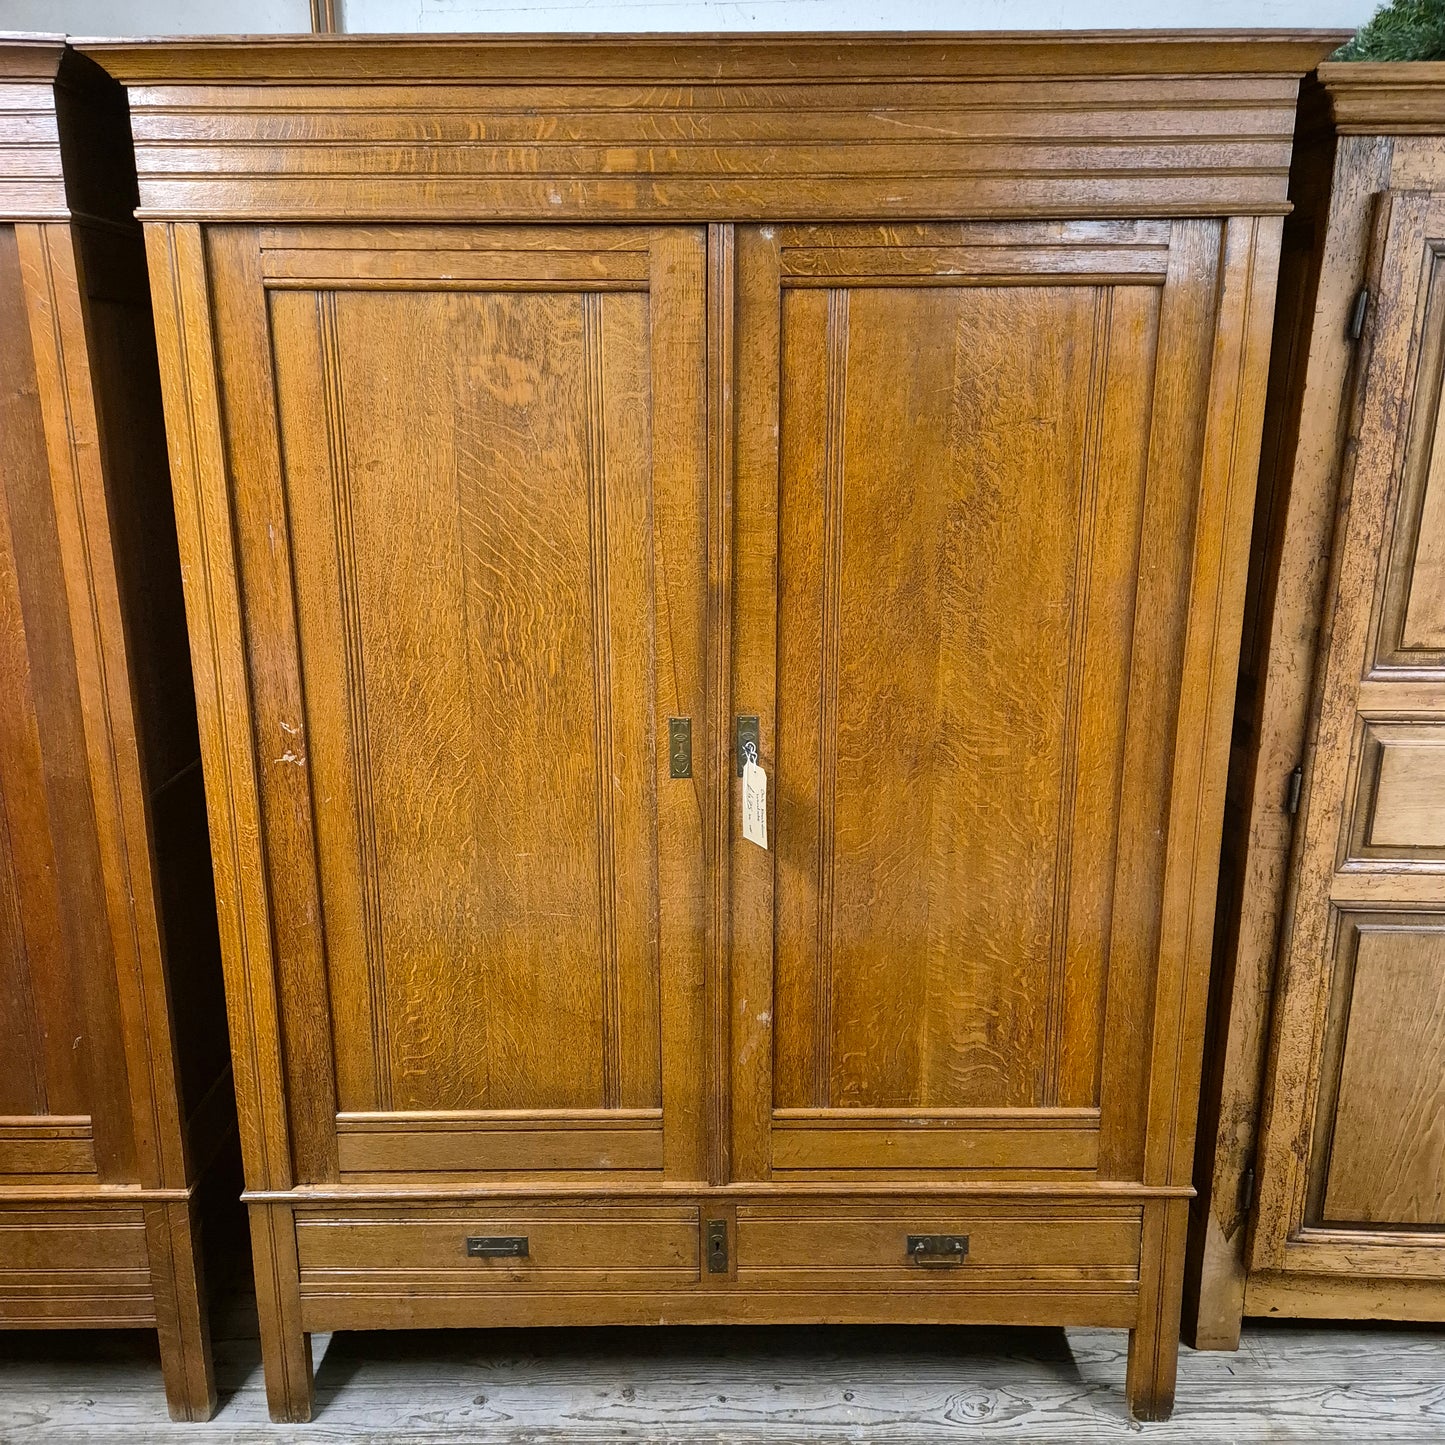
[{"left": 1335, "top": 0, "right": 1445, "bottom": 60}]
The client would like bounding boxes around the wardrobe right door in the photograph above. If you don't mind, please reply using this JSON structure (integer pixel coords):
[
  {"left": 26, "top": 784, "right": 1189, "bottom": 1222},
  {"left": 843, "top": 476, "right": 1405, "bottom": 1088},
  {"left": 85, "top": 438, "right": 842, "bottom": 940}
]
[{"left": 728, "top": 219, "right": 1233, "bottom": 1189}]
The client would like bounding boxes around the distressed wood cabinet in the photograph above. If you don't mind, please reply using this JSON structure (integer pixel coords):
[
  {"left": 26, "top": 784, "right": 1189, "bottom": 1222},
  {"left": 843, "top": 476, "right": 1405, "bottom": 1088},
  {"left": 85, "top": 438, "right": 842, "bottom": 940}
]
[
  {"left": 87, "top": 32, "right": 1339, "bottom": 1423},
  {"left": 0, "top": 39, "right": 231, "bottom": 1419},
  {"left": 1189, "top": 64, "right": 1445, "bottom": 1347}
]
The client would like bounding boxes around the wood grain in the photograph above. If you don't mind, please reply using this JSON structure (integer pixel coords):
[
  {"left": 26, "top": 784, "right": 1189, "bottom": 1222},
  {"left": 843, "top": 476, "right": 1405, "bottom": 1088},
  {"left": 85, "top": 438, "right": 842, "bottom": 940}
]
[
  {"left": 1249, "top": 186, "right": 1445, "bottom": 1284},
  {"left": 202, "top": 225, "right": 708, "bottom": 1185},
  {"left": 1192, "top": 59, "right": 1445, "bottom": 1345},
  {"left": 79, "top": 35, "right": 1345, "bottom": 225},
  {"left": 737, "top": 223, "right": 1163, "bottom": 1190},
  {"left": 112, "top": 34, "right": 1312, "bottom": 1425},
  {"left": 1185, "top": 105, "right": 1395, "bottom": 1348},
  {"left": 0, "top": 43, "right": 231, "bottom": 1418},
  {"left": 1320, "top": 922, "right": 1445, "bottom": 1226},
  {"left": 1360, "top": 724, "right": 1445, "bottom": 849}
]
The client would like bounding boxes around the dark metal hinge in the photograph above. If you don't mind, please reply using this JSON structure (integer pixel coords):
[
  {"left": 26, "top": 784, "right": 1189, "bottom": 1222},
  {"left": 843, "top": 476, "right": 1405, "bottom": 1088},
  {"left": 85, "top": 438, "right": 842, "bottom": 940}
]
[
  {"left": 1348, "top": 285, "right": 1370, "bottom": 342},
  {"left": 1240, "top": 1163, "right": 1256, "bottom": 1215},
  {"left": 1286, "top": 764, "right": 1303, "bottom": 816}
]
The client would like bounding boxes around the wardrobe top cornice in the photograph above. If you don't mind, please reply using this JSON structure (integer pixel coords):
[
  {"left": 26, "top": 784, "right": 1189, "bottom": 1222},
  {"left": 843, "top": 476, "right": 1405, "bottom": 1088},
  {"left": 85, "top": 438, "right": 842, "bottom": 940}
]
[
  {"left": 0, "top": 34, "right": 65, "bottom": 82},
  {"left": 78, "top": 31, "right": 1346, "bottom": 83},
  {"left": 73, "top": 31, "right": 1348, "bottom": 225},
  {"left": 0, "top": 40, "right": 138, "bottom": 225},
  {"left": 1321, "top": 61, "right": 1445, "bottom": 133}
]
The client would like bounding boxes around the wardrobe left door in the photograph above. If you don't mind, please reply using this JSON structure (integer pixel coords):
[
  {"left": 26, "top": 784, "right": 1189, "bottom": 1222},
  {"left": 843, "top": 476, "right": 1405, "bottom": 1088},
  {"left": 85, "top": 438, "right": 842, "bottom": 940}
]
[{"left": 191, "top": 224, "right": 711, "bottom": 1190}]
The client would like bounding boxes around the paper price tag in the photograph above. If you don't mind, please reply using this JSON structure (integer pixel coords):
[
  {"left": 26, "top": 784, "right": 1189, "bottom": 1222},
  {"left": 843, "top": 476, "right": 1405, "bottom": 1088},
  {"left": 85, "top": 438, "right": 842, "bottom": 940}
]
[{"left": 742, "top": 758, "right": 768, "bottom": 849}]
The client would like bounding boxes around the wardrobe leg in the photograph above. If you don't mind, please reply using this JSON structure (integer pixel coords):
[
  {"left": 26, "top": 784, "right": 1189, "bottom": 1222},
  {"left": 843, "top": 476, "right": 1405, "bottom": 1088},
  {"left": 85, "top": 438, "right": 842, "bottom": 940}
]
[
  {"left": 1181, "top": 1208, "right": 1246, "bottom": 1351},
  {"left": 249, "top": 1202, "right": 314, "bottom": 1423},
  {"left": 1126, "top": 1197, "right": 1189, "bottom": 1422},
  {"left": 145, "top": 1197, "right": 218, "bottom": 1421}
]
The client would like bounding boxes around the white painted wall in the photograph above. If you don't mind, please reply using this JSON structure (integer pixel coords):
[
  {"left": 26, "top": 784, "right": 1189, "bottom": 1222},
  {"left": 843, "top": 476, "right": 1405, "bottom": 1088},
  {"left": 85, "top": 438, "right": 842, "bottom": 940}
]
[
  {"left": 1, "top": 0, "right": 1375, "bottom": 35},
  {"left": 347, "top": 0, "right": 1374, "bottom": 33},
  {"left": 2, "top": 0, "right": 310, "bottom": 32}
]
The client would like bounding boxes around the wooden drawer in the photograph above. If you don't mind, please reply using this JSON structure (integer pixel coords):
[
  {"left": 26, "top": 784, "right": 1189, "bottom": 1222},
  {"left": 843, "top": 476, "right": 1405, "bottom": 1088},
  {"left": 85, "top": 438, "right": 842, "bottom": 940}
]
[
  {"left": 295, "top": 1203, "right": 701, "bottom": 1297},
  {"left": 0, "top": 1207, "right": 154, "bottom": 1327},
  {"left": 734, "top": 1202, "right": 1142, "bottom": 1291}
]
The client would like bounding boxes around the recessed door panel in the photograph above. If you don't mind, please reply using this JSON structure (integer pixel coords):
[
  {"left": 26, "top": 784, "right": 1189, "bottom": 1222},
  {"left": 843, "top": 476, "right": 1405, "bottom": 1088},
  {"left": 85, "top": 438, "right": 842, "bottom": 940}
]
[
  {"left": 1379, "top": 244, "right": 1445, "bottom": 665},
  {"left": 272, "top": 284, "right": 660, "bottom": 1117},
  {"left": 1316, "top": 916, "right": 1445, "bottom": 1228},
  {"left": 769, "top": 279, "right": 1153, "bottom": 1119}
]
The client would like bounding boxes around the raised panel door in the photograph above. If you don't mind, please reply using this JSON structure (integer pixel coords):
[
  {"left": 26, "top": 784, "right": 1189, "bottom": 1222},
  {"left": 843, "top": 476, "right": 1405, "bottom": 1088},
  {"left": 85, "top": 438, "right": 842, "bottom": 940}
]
[
  {"left": 203, "top": 225, "right": 709, "bottom": 1185},
  {"left": 0, "top": 222, "right": 131, "bottom": 1187},
  {"left": 1251, "top": 191, "right": 1445, "bottom": 1280},
  {"left": 731, "top": 220, "right": 1230, "bottom": 1183}
]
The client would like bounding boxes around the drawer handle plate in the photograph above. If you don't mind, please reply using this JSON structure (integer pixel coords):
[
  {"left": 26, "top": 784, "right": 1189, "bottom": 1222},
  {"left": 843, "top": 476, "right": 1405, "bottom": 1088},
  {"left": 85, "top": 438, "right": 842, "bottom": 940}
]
[
  {"left": 907, "top": 1234, "right": 969, "bottom": 1265},
  {"left": 466, "top": 1235, "right": 529, "bottom": 1258}
]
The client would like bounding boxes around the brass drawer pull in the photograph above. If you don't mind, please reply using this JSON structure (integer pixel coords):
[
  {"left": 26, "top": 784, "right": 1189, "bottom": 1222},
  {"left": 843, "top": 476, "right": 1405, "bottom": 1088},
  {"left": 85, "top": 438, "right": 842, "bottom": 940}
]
[
  {"left": 907, "top": 1234, "right": 969, "bottom": 1264},
  {"left": 466, "top": 1236, "right": 529, "bottom": 1258}
]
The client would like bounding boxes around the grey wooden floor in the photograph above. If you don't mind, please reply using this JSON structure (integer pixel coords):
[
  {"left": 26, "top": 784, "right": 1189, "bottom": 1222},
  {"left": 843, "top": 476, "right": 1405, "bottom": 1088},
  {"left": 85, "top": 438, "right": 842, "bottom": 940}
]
[{"left": 4, "top": 1294, "right": 1444, "bottom": 1444}]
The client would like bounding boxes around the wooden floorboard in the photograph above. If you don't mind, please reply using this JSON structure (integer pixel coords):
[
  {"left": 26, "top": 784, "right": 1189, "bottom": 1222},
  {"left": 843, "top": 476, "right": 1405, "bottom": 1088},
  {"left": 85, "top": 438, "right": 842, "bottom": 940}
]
[{"left": 3, "top": 1289, "right": 1444, "bottom": 1442}]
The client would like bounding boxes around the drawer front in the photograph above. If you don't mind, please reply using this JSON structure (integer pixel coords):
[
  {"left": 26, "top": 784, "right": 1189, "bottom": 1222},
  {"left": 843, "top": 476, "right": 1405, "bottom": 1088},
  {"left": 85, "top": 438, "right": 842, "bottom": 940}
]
[
  {"left": 734, "top": 1203, "right": 1142, "bottom": 1291},
  {"left": 0, "top": 1207, "right": 154, "bottom": 1326},
  {"left": 296, "top": 1204, "right": 701, "bottom": 1295}
]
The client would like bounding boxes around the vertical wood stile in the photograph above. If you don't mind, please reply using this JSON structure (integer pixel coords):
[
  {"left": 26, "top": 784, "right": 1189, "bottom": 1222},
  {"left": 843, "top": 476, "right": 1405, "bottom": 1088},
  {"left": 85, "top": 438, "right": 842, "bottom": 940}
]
[
  {"left": 707, "top": 222, "right": 736, "bottom": 1186},
  {"left": 814, "top": 286, "right": 848, "bottom": 1111},
  {"left": 318, "top": 289, "right": 391, "bottom": 1112},
  {"left": 144, "top": 220, "right": 293, "bottom": 1195},
  {"left": 1044, "top": 287, "right": 1111, "bottom": 1106},
  {"left": 583, "top": 291, "right": 623, "bottom": 1110},
  {"left": 1147, "top": 215, "right": 1283, "bottom": 1194}
]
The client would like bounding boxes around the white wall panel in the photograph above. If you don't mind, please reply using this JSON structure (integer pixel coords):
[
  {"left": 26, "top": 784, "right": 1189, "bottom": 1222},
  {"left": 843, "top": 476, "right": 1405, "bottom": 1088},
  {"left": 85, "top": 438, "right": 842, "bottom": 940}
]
[
  {"left": 2, "top": 0, "right": 1369, "bottom": 35},
  {"left": 2, "top": 0, "right": 309, "bottom": 33},
  {"left": 344, "top": 0, "right": 1371, "bottom": 33}
]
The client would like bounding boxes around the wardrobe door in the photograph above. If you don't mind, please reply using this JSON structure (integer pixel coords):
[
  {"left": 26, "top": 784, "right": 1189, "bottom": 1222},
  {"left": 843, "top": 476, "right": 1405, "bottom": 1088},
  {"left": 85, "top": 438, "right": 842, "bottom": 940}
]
[
  {"left": 201, "top": 225, "right": 709, "bottom": 1187},
  {"left": 730, "top": 221, "right": 1230, "bottom": 1185},
  {"left": 0, "top": 225, "right": 133, "bottom": 1191},
  {"left": 1250, "top": 190, "right": 1445, "bottom": 1283}
]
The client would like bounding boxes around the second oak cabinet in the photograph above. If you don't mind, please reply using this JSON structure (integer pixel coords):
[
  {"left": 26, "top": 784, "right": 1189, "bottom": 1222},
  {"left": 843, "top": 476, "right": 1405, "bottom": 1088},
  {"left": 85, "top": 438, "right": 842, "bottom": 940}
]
[{"left": 87, "top": 31, "right": 1341, "bottom": 1423}]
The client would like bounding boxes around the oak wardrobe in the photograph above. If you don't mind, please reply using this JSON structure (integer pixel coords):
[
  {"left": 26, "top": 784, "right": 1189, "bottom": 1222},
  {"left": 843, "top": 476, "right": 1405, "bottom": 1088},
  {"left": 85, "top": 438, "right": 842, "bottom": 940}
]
[
  {"left": 0, "top": 39, "right": 231, "bottom": 1420},
  {"left": 88, "top": 32, "right": 1340, "bottom": 1423},
  {"left": 1190, "top": 62, "right": 1445, "bottom": 1346}
]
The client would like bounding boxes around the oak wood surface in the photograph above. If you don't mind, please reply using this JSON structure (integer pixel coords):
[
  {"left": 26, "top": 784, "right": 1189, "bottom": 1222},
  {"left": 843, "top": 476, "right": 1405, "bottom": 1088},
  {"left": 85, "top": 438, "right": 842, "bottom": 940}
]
[
  {"left": 1188, "top": 63, "right": 1445, "bottom": 1348},
  {"left": 1248, "top": 183, "right": 1445, "bottom": 1265},
  {"left": 1319, "top": 923, "right": 1445, "bottom": 1226},
  {"left": 79, "top": 33, "right": 1345, "bottom": 226},
  {"left": 0, "top": 41, "right": 232, "bottom": 1420},
  {"left": 111, "top": 32, "right": 1317, "bottom": 1425}
]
